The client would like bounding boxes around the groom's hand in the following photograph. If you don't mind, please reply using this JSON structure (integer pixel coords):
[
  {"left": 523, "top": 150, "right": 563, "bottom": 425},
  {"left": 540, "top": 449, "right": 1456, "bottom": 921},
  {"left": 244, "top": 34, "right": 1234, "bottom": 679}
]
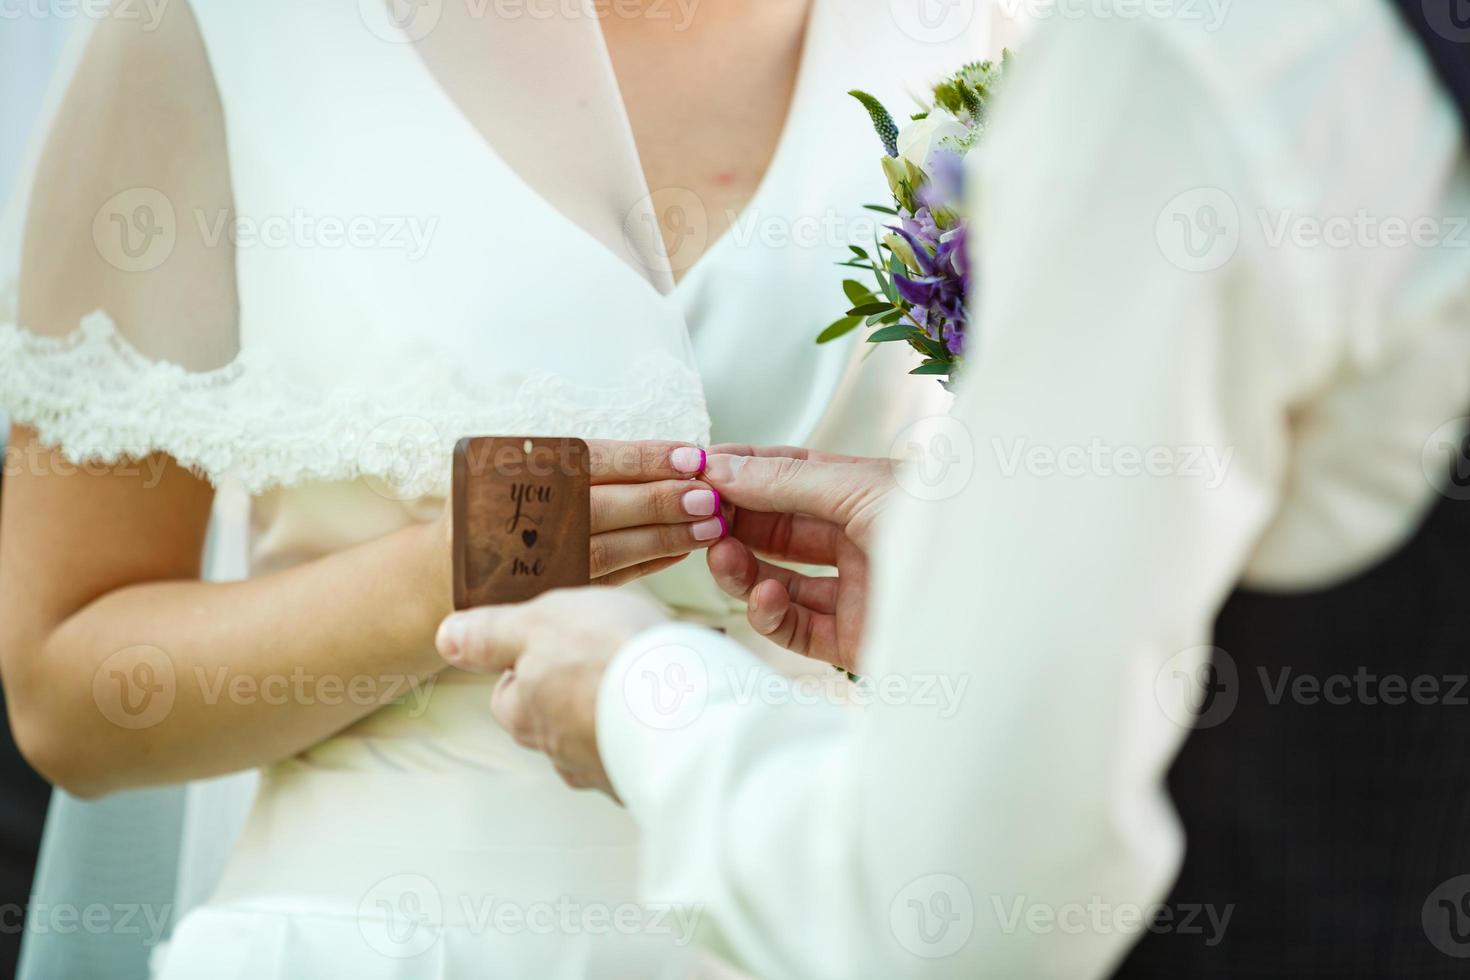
[
  {"left": 434, "top": 589, "right": 668, "bottom": 798},
  {"left": 702, "top": 446, "right": 895, "bottom": 673}
]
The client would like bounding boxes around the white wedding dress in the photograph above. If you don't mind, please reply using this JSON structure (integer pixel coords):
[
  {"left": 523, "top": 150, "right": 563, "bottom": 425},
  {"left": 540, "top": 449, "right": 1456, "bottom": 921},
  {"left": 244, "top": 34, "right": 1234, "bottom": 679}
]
[{"left": 0, "top": 2, "right": 993, "bottom": 976}]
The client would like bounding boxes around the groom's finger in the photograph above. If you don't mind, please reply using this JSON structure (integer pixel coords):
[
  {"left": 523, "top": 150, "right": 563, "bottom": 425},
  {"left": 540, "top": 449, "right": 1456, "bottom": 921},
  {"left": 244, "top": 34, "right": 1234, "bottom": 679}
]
[
  {"left": 729, "top": 509, "right": 842, "bottom": 565},
  {"left": 490, "top": 670, "right": 537, "bottom": 749},
  {"left": 707, "top": 539, "right": 838, "bottom": 614},
  {"left": 709, "top": 443, "right": 812, "bottom": 460},
  {"left": 703, "top": 453, "right": 892, "bottom": 525},
  {"left": 437, "top": 604, "right": 532, "bottom": 674},
  {"left": 706, "top": 539, "right": 758, "bottom": 599},
  {"left": 747, "top": 579, "right": 840, "bottom": 664},
  {"left": 710, "top": 443, "right": 871, "bottom": 465}
]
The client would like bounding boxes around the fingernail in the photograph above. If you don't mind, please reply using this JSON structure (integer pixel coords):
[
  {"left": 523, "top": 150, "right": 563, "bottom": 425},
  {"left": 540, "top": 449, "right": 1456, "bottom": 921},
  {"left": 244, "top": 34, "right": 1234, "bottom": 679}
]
[
  {"left": 692, "top": 516, "right": 726, "bottom": 542},
  {"left": 682, "top": 488, "right": 719, "bottom": 517},
  {"left": 436, "top": 617, "right": 465, "bottom": 660},
  {"left": 703, "top": 454, "right": 746, "bottom": 483},
  {"left": 671, "top": 447, "right": 706, "bottom": 474}
]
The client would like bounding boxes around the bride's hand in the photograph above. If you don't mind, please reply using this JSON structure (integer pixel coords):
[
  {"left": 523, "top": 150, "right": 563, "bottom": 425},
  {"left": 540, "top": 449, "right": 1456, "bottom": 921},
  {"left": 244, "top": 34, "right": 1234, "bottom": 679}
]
[
  {"left": 586, "top": 441, "right": 729, "bottom": 585},
  {"left": 702, "top": 445, "right": 895, "bottom": 673},
  {"left": 435, "top": 440, "right": 726, "bottom": 588}
]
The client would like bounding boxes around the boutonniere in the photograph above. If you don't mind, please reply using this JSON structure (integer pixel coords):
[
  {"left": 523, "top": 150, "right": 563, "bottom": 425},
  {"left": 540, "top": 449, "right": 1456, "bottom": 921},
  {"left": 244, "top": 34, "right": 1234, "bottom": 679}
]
[{"left": 819, "top": 53, "right": 1013, "bottom": 390}]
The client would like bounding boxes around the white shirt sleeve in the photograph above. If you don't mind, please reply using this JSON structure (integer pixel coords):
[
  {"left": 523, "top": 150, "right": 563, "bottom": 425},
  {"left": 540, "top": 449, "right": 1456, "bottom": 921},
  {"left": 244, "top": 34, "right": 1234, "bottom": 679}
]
[{"left": 598, "top": 15, "right": 1327, "bottom": 980}]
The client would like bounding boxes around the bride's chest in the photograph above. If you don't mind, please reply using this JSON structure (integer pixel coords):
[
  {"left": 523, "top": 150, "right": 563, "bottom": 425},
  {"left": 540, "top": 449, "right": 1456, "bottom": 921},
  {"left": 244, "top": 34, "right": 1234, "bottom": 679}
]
[
  {"left": 185, "top": 0, "right": 964, "bottom": 402},
  {"left": 213, "top": 95, "right": 874, "bottom": 391},
  {"left": 603, "top": 15, "right": 809, "bottom": 270}
]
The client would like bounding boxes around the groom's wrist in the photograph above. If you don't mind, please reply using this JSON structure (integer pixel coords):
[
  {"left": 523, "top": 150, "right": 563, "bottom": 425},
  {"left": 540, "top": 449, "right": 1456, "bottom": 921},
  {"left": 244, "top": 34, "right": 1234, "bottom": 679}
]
[{"left": 596, "top": 623, "right": 764, "bottom": 813}]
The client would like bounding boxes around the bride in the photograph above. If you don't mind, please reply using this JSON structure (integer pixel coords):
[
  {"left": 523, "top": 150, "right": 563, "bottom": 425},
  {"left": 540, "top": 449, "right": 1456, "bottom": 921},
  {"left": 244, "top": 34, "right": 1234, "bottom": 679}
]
[{"left": 0, "top": 1, "right": 991, "bottom": 976}]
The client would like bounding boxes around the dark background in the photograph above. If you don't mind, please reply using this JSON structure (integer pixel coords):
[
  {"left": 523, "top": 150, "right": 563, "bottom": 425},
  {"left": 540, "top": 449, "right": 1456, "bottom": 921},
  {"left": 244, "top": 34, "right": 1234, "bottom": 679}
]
[
  {"left": 0, "top": 20, "right": 68, "bottom": 974},
  {"left": 0, "top": 454, "right": 54, "bottom": 978}
]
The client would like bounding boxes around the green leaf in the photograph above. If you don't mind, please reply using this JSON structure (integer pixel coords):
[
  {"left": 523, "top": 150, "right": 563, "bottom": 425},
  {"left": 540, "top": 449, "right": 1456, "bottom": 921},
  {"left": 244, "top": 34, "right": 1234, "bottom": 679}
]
[
  {"left": 867, "top": 307, "right": 906, "bottom": 326},
  {"left": 872, "top": 228, "right": 897, "bottom": 303},
  {"left": 847, "top": 302, "right": 894, "bottom": 317},
  {"left": 842, "top": 279, "right": 875, "bottom": 306},
  {"left": 816, "top": 316, "right": 864, "bottom": 344},
  {"left": 877, "top": 267, "right": 897, "bottom": 304},
  {"left": 915, "top": 336, "right": 947, "bottom": 360},
  {"left": 849, "top": 245, "right": 870, "bottom": 260},
  {"left": 867, "top": 325, "right": 920, "bottom": 344},
  {"left": 863, "top": 204, "right": 900, "bottom": 216},
  {"left": 910, "top": 361, "right": 952, "bottom": 376}
]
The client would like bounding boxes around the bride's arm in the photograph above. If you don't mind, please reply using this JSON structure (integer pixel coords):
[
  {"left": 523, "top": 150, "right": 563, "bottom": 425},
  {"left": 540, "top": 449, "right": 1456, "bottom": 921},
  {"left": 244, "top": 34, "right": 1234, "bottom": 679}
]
[
  {"left": 0, "top": 432, "right": 451, "bottom": 798},
  {"left": 0, "top": 429, "right": 716, "bottom": 799},
  {"left": 0, "top": 4, "right": 443, "bottom": 797},
  {"left": 0, "top": 430, "right": 715, "bottom": 798},
  {"left": 0, "top": 3, "right": 721, "bottom": 798}
]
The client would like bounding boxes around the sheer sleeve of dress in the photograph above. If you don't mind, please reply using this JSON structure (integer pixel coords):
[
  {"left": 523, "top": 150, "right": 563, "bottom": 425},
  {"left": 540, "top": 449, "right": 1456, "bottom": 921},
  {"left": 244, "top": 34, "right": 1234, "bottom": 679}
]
[
  {"left": 1, "top": 0, "right": 710, "bottom": 497},
  {"left": 0, "top": 2, "right": 243, "bottom": 469},
  {"left": 3, "top": 11, "right": 246, "bottom": 978}
]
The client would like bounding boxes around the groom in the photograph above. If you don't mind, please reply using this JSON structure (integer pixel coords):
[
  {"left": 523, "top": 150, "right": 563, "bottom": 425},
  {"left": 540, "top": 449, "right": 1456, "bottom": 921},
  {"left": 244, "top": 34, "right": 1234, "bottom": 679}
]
[{"left": 436, "top": 1, "right": 1470, "bottom": 976}]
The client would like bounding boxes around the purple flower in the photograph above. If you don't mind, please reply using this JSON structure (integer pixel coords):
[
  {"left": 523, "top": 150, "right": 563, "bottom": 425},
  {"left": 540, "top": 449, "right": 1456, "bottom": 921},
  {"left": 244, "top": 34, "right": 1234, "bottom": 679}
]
[
  {"left": 889, "top": 222, "right": 971, "bottom": 360},
  {"left": 917, "top": 148, "right": 967, "bottom": 213},
  {"left": 902, "top": 207, "right": 942, "bottom": 248},
  {"left": 892, "top": 228, "right": 969, "bottom": 318},
  {"left": 942, "top": 320, "right": 966, "bottom": 357}
]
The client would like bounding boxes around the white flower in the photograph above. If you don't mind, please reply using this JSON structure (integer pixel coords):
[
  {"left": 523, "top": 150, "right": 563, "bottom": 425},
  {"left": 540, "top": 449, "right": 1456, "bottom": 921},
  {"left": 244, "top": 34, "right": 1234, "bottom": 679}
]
[{"left": 896, "top": 109, "right": 969, "bottom": 177}]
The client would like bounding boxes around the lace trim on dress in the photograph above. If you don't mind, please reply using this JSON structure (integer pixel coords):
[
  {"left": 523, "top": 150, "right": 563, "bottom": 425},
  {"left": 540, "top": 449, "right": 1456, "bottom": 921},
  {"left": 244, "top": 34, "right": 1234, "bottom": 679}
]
[{"left": 0, "top": 311, "right": 711, "bottom": 498}]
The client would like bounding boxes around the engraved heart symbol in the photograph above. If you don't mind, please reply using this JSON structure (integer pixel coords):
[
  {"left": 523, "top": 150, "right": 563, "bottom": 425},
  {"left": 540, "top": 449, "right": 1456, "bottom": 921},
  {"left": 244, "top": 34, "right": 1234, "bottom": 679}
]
[{"left": 521, "top": 530, "right": 538, "bottom": 549}]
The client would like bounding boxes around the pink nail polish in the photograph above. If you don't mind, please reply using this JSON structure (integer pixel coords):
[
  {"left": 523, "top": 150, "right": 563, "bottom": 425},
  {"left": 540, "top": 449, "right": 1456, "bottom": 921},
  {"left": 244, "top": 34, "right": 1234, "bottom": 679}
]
[
  {"left": 682, "top": 488, "right": 719, "bottom": 517},
  {"left": 672, "top": 447, "right": 707, "bottom": 474},
  {"left": 692, "top": 516, "right": 724, "bottom": 542}
]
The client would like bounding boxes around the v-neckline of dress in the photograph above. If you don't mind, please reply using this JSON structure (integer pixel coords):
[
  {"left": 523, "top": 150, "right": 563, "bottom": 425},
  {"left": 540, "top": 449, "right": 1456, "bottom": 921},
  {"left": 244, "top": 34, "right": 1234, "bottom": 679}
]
[
  {"left": 618, "top": 0, "right": 823, "bottom": 293},
  {"left": 389, "top": 0, "right": 823, "bottom": 302}
]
